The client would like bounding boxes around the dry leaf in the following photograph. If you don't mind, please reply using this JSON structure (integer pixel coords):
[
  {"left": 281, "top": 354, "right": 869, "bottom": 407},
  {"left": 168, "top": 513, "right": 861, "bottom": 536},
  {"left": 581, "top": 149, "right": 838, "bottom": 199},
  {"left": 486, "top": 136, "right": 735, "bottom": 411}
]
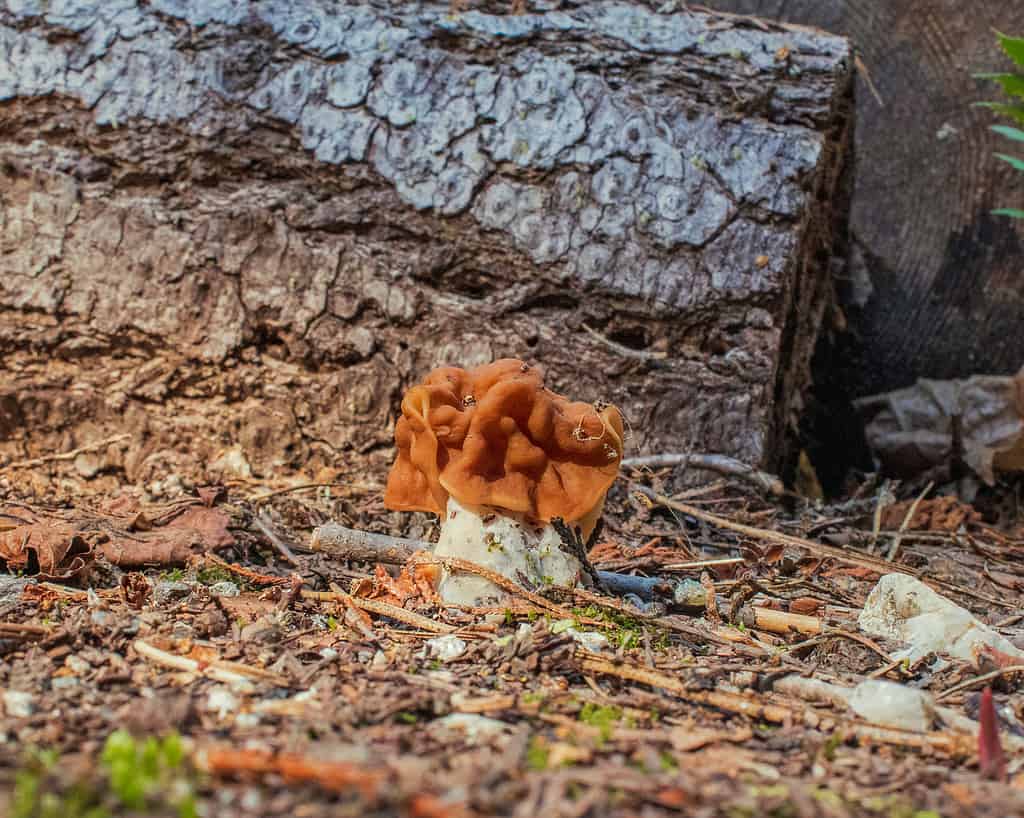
[
  {"left": 0, "top": 516, "right": 92, "bottom": 581},
  {"left": 856, "top": 367, "right": 1024, "bottom": 483},
  {"left": 879, "top": 496, "right": 980, "bottom": 532}
]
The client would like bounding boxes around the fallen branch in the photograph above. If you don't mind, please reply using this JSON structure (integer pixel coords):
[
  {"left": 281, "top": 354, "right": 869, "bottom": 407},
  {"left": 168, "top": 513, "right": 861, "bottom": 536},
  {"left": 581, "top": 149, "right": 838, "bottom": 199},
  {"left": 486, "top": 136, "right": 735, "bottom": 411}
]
[
  {"left": 772, "top": 673, "right": 1024, "bottom": 753},
  {"left": 309, "top": 523, "right": 420, "bottom": 564},
  {"left": 623, "top": 453, "right": 785, "bottom": 497},
  {"left": 0, "top": 433, "right": 130, "bottom": 473}
]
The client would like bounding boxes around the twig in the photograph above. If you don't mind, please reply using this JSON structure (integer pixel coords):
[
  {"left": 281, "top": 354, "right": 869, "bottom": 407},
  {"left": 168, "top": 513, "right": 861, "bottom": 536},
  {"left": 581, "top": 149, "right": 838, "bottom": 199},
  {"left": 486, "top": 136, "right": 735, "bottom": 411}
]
[
  {"left": 662, "top": 557, "right": 744, "bottom": 571},
  {"left": 623, "top": 453, "right": 785, "bottom": 496},
  {"left": 936, "top": 665, "right": 1024, "bottom": 701},
  {"left": 630, "top": 484, "right": 907, "bottom": 576},
  {"left": 888, "top": 482, "right": 933, "bottom": 562},
  {"left": 301, "top": 590, "right": 457, "bottom": 634},
  {"left": 251, "top": 481, "right": 381, "bottom": 501},
  {"left": 202, "top": 553, "right": 291, "bottom": 586},
  {"left": 252, "top": 514, "right": 301, "bottom": 566},
  {"left": 0, "top": 621, "right": 51, "bottom": 639},
  {"left": 854, "top": 52, "right": 885, "bottom": 107},
  {"left": 0, "top": 433, "right": 130, "bottom": 473},
  {"left": 739, "top": 605, "right": 821, "bottom": 636},
  {"left": 413, "top": 554, "right": 577, "bottom": 620},
  {"left": 132, "top": 639, "right": 288, "bottom": 687},
  {"left": 868, "top": 479, "right": 895, "bottom": 554},
  {"left": 580, "top": 323, "right": 667, "bottom": 362}
]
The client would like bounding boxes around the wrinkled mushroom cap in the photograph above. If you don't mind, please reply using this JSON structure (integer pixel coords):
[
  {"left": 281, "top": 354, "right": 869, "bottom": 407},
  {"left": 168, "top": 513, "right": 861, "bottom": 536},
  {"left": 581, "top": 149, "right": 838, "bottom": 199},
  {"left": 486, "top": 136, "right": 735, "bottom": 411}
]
[{"left": 384, "top": 359, "right": 624, "bottom": 525}]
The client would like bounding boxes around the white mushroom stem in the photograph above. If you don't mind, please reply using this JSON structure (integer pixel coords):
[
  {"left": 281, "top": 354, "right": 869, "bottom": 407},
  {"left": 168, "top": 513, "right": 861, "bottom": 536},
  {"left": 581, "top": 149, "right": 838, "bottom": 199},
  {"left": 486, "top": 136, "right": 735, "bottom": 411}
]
[{"left": 433, "top": 497, "right": 586, "bottom": 606}]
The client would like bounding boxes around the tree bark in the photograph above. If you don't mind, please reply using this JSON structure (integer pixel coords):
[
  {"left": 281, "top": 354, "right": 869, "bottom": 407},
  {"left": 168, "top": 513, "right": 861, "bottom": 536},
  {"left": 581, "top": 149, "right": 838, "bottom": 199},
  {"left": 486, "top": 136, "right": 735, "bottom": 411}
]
[
  {"left": 701, "top": 0, "right": 1024, "bottom": 397},
  {"left": 0, "top": 0, "right": 852, "bottom": 492}
]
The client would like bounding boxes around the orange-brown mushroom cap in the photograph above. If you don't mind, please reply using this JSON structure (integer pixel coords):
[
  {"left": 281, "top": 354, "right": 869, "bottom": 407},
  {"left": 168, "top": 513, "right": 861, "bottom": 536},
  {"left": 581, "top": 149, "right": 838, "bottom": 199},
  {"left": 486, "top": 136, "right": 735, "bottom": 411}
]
[{"left": 384, "top": 359, "right": 624, "bottom": 526}]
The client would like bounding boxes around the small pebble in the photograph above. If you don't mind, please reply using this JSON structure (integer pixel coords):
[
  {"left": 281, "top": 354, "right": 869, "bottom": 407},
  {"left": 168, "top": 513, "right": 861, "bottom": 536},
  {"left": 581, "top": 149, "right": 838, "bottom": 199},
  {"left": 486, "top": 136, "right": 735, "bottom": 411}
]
[
  {"left": 51, "top": 676, "right": 79, "bottom": 690},
  {"left": 423, "top": 635, "right": 468, "bottom": 663},
  {"left": 2, "top": 690, "right": 34, "bottom": 718},
  {"left": 206, "top": 687, "right": 240, "bottom": 718},
  {"left": 566, "top": 628, "right": 609, "bottom": 653},
  {"left": 210, "top": 581, "right": 240, "bottom": 597},
  {"left": 65, "top": 656, "right": 91, "bottom": 675},
  {"left": 673, "top": 578, "right": 706, "bottom": 608},
  {"left": 235, "top": 712, "right": 261, "bottom": 728},
  {"left": 319, "top": 647, "right": 339, "bottom": 661},
  {"left": 153, "top": 581, "right": 193, "bottom": 605}
]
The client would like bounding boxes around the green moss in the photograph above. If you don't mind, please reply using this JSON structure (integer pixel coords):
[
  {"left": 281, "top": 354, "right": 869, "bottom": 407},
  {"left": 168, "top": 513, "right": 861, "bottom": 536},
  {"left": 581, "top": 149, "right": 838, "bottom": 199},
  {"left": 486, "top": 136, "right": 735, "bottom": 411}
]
[
  {"left": 525, "top": 737, "right": 550, "bottom": 771},
  {"left": 101, "top": 730, "right": 196, "bottom": 818},
  {"left": 195, "top": 565, "right": 234, "bottom": 586},
  {"left": 821, "top": 731, "right": 844, "bottom": 761},
  {"left": 14, "top": 732, "right": 197, "bottom": 818},
  {"left": 571, "top": 605, "right": 669, "bottom": 652},
  {"left": 577, "top": 702, "right": 633, "bottom": 744}
]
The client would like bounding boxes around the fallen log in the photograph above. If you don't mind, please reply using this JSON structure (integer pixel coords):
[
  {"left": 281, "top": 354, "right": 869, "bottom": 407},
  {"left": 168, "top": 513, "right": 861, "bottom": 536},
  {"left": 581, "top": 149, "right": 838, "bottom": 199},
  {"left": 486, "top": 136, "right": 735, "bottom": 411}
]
[{"left": 0, "top": 1, "right": 853, "bottom": 486}]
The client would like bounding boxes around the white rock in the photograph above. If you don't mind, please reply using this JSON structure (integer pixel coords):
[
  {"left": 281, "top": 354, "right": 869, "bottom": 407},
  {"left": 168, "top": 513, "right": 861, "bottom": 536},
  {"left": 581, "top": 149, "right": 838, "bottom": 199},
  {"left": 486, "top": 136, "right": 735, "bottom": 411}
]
[
  {"left": 847, "top": 680, "right": 935, "bottom": 732},
  {"left": 206, "top": 687, "right": 240, "bottom": 719},
  {"left": 210, "top": 581, "right": 240, "bottom": 597},
  {"left": 65, "top": 656, "right": 91, "bottom": 675},
  {"left": 423, "top": 634, "right": 467, "bottom": 663},
  {"left": 235, "top": 713, "right": 261, "bottom": 728},
  {"left": 433, "top": 713, "right": 510, "bottom": 743},
  {"left": 433, "top": 497, "right": 583, "bottom": 606},
  {"left": 2, "top": 690, "right": 34, "bottom": 718},
  {"left": 859, "top": 573, "right": 1024, "bottom": 663},
  {"left": 565, "top": 628, "right": 609, "bottom": 653}
]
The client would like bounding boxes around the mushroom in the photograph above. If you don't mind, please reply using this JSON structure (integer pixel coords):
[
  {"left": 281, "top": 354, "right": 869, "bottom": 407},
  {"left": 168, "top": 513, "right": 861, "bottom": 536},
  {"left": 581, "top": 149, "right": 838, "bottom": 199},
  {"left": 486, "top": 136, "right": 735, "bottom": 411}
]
[{"left": 384, "top": 359, "right": 624, "bottom": 605}]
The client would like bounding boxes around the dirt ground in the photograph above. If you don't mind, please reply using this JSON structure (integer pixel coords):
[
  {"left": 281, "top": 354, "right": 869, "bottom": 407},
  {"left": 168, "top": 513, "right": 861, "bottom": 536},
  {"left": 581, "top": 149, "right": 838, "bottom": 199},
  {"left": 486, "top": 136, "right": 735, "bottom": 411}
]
[{"left": 2, "top": 446, "right": 1024, "bottom": 817}]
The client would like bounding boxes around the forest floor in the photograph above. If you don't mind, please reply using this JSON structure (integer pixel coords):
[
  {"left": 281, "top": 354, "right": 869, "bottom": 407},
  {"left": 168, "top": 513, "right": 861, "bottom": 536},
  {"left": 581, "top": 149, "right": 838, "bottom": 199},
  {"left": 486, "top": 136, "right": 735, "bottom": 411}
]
[{"left": 1, "top": 453, "right": 1023, "bottom": 818}]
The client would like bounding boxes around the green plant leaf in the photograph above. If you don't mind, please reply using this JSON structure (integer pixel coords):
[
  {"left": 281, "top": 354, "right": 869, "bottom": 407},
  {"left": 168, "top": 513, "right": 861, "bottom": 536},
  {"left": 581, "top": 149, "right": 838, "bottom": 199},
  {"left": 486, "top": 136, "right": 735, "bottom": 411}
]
[
  {"left": 996, "top": 153, "right": 1024, "bottom": 171},
  {"left": 974, "top": 101, "right": 1024, "bottom": 125},
  {"left": 992, "top": 124, "right": 1024, "bottom": 143},
  {"left": 997, "top": 31, "right": 1024, "bottom": 69},
  {"left": 976, "top": 72, "right": 1024, "bottom": 99},
  {"left": 992, "top": 208, "right": 1024, "bottom": 218}
]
